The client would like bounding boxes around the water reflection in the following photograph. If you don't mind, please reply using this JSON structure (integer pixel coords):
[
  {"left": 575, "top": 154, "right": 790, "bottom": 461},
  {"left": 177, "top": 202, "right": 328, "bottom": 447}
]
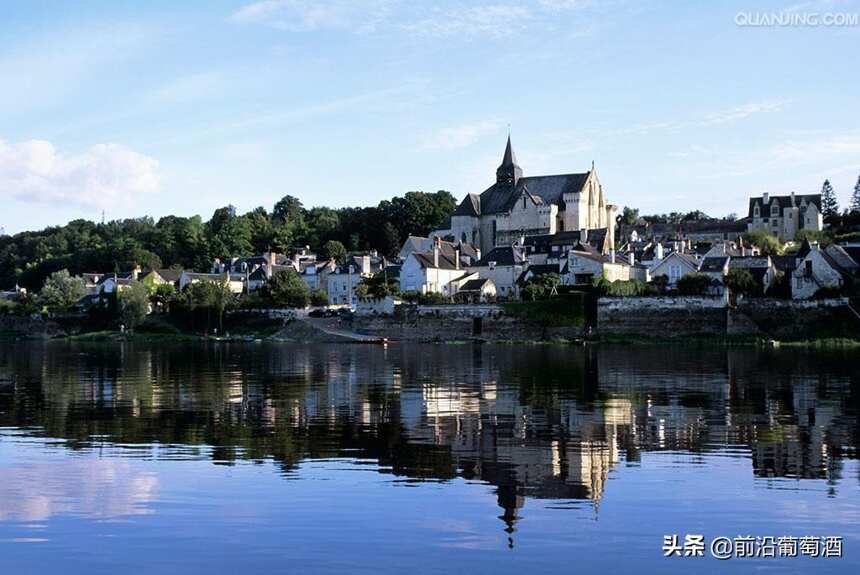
[{"left": 0, "top": 341, "right": 858, "bottom": 540}]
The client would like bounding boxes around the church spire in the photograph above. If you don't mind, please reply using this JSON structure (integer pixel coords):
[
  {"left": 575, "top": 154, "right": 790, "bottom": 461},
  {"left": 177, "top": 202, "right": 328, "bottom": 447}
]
[{"left": 496, "top": 135, "right": 523, "bottom": 186}]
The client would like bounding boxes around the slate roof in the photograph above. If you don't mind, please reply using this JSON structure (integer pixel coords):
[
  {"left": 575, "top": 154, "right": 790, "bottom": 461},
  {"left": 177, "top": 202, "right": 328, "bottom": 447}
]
[
  {"left": 699, "top": 256, "right": 730, "bottom": 272},
  {"left": 475, "top": 174, "right": 591, "bottom": 215},
  {"left": 453, "top": 194, "right": 481, "bottom": 217},
  {"left": 771, "top": 255, "right": 797, "bottom": 273},
  {"left": 729, "top": 256, "right": 772, "bottom": 269},
  {"left": 459, "top": 278, "right": 493, "bottom": 292},
  {"left": 411, "top": 251, "right": 460, "bottom": 271},
  {"left": 823, "top": 244, "right": 859, "bottom": 273},
  {"left": 473, "top": 246, "right": 528, "bottom": 267},
  {"left": 152, "top": 269, "right": 183, "bottom": 283},
  {"left": 248, "top": 267, "right": 268, "bottom": 281}
]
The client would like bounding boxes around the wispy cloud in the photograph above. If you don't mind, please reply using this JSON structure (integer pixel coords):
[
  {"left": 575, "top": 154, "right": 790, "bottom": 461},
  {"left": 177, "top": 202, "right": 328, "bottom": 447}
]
[
  {"left": 0, "top": 138, "right": 160, "bottom": 210},
  {"left": 230, "top": 0, "right": 396, "bottom": 34},
  {"left": 698, "top": 100, "right": 788, "bottom": 127},
  {"left": 230, "top": 0, "right": 591, "bottom": 37},
  {"left": 402, "top": 4, "right": 533, "bottom": 38},
  {"left": 146, "top": 71, "right": 224, "bottom": 105},
  {"left": 423, "top": 120, "right": 501, "bottom": 149}
]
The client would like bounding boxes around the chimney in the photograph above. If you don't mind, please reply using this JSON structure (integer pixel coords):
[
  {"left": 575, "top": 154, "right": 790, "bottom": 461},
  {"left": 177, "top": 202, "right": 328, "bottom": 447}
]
[
  {"left": 455, "top": 247, "right": 460, "bottom": 270},
  {"left": 132, "top": 265, "right": 141, "bottom": 281},
  {"left": 790, "top": 191, "right": 795, "bottom": 206},
  {"left": 433, "top": 244, "right": 439, "bottom": 268},
  {"left": 609, "top": 248, "right": 616, "bottom": 264},
  {"left": 655, "top": 243, "right": 664, "bottom": 260},
  {"left": 628, "top": 252, "right": 635, "bottom": 266},
  {"left": 762, "top": 192, "right": 769, "bottom": 205},
  {"left": 579, "top": 228, "right": 588, "bottom": 244}
]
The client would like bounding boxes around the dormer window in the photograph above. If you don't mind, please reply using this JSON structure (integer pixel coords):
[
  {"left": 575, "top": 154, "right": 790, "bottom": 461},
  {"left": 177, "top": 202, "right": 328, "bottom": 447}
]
[
  {"left": 771, "top": 204, "right": 779, "bottom": 217},
  {"left": 754, "top": 205, "right": 760, "bottom": 217}
]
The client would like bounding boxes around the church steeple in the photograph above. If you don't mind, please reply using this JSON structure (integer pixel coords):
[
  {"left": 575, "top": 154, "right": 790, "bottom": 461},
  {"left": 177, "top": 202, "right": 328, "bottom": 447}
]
[{"left": 496, "top": 135, "right": 523, "bottom": 187}]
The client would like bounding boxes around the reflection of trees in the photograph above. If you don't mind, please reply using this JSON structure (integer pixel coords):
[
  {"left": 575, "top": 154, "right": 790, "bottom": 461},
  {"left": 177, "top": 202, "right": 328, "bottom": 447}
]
[{"left": 0, "top": 341, "right": 858, "bottom": 530}]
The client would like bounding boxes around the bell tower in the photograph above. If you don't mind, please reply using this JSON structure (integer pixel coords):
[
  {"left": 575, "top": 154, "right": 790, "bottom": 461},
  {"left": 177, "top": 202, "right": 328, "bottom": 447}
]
[{"left": 496, "top": 135, "right": 523, "bottom": 187}]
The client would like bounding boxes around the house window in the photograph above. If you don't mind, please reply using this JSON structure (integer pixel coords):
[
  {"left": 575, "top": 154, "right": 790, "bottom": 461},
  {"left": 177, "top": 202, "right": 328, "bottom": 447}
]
[
  {"left": 754, "top": 206, "right": 760, "bottom": 217},
  {"left": 796, "top": 277, "right": 803, "bottom": 289},
  {"left": 670, "top": 265, "right": 681, "bottom": 281},
  {"left": 771, "top": 205, "right": 779, "bottom": 216},
  {"left": 805, "top": 261, "right": 812, "bottom": 277},
  {"left": 523, "top": 197, "right": 527, "bottom": 210}
]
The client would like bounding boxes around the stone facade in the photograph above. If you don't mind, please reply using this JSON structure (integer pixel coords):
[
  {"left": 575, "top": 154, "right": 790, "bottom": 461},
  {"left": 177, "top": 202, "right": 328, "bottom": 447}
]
[
  {"left": 747, "top": 192, "right": 823, "bottom": 240},
  {"left": 446, "top": 136, "right": 616, "bottom": 255}
]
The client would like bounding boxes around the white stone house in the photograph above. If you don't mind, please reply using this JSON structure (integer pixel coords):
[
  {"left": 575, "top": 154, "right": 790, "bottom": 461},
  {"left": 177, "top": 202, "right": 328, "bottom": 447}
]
[
  {"left": 649, "top": 252, "right": 699, "bottom": 286},
  {"left": 467, "top": 245, "right": 529, "bottom": 299},
  {"left": 179, "top": 272, "right": 244, "bottom": 294},
  {"left": 791, "top": 242, "right": 858, "bottom": 299},
  {"left": 400, "top": 244, "right": 471, "bottom": 296},
  {"left": 562, "top": 250, "right": 634, "bottom": 284},
  {"left": 747, "top": 192, "right": 823, "bottom": 240}
]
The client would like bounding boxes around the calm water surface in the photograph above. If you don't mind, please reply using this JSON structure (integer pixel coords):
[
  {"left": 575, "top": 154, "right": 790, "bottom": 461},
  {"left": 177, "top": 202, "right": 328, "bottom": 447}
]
[{"left": 0, "top": 341, "right": 858, "bottom": 574}]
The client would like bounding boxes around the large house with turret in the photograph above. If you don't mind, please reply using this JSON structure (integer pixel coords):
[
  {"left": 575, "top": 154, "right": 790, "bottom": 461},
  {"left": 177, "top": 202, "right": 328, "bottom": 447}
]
[{"left": 437, "top": 137, "right": 616, "bottom": 255}]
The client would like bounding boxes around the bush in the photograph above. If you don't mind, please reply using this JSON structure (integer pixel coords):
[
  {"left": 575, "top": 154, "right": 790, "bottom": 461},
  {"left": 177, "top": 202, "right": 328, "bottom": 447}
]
[
  {"left": 265, "top": 269, "right": 310, "bottom": 308},
  {"left": 310, "top": 289, "right": 328, "bottom": 306},
  {"left": 119, "top": 280, "right": 151, "bottom": 329},
  {"left": 595, "top": 278, "right": 648, "bottom": 297},
  {"left": 813, "top": 285, "right": 843, "bottom": 299},
  {"left": 676, "top": 273, "right": 715, "bottom": 296},
  {"left": 40, "top": 269, "right": 85, "bottom": 310},
  {"left": 725, "top": 268, "right": 758, "bottom": 296}
]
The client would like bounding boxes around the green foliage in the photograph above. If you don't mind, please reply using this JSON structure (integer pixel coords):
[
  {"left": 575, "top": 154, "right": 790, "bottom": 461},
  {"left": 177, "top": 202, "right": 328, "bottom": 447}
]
[
  {"left": 850, "top": 173, "right": 860, "bottom": 214},
  {"left": 174, "top": 279, "right": 235, "bottom": 332},
  {"left": 794, "top": 229, "right": 831, "bottom": 246},
  {"left": 40, "top": 269, "right": 85, "bottom": 310},
  {"left": 619, "top": 207, "right": 640, "bottom": 225},
  {"left": 119, "top": 281, "right": 150, "bottom": 329},
  {"left": 744, "top": 230, "right": 782, "bottom": 255},
  {"left": 357, "top": 270, "right": 400, "bottom": 299},
  {"left": 594, "top": 277, "right": 649, "bottom": 296},
  {"left": 813, "top": 285, "right": 843, "bottom": 299},
  {"left": 521, "top": 273, "right": 561, "bottom": 301},
  {"left": 322, "top": 240, "right": 347, "bottom": 263},
  {"left": 151, "top": 283, "right": 177, "bottom": 312},
  {"left": 725, "top": 268, "right": 758, "bottom": 295},
  {"left": 821, "top": 179, "right": 839, "bottom": 221},
  {"left": 310, "top": 289, "right": 328, "bottom": 306},
  {"left": 265, "top": 269, "right": 310, "bottom": 308},
  {"left": 676, "top": 273, "right": 715, "bottom": 295},
  {"left": 1, "top": 191, "right": 457, "bottom": 291}
]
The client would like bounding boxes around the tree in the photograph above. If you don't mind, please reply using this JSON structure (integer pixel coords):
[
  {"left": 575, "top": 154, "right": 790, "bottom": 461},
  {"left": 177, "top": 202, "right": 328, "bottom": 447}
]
[
  {"left": 821, "top": 179, "right": 839, "bottom": 223},
  {"left": 725, "top": 268, "right": 758, "bottom": 296},
  {"left": 40, "top": 269, "right": 85, "bottom": 310},
  {"left": 151, "top": 283, "right": 177, "bottom": 313},
  {"left": 322, "top": 240, "right": 347, "bottom": 263},
  {"left": 619, "top": 207, "right": 640, "bottom": 226},
  {"left": 310, "top": 289, "right": 328, "bottom": 306},
  {"left": 744, "top": 230, "right": 781, "bottom": 255},
  {"left": 851, "top": 174, "right": 860, "bottom": 214},
  {"left": 119, "top": 280, "right": 150, "bottom": 329},
  {"left": 272, "top": 195, "right": 304, "bottom": 224},
  {"left": 522, "top": 273, "right": 561, "bottom": 301},
  {"left": 265, "top": 269, "right": 310, "bottom": 308},
  {"left": 676, "top": 273, "right": 714, "bottom": 295},
  {"left": 357, "top": 270, "right": 400, "bottom": 299}
]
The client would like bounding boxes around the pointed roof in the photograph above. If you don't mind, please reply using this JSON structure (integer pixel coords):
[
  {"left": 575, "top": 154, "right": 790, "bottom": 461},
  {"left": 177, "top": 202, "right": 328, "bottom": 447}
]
[{"left": 501, "top": 134, "right": 518, "bottom": 168}]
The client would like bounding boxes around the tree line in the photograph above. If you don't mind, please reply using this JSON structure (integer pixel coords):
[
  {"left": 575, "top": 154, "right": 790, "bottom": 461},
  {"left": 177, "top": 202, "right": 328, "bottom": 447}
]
[{"left": 0, "top": 190, "right": 456, "bottom": 291}]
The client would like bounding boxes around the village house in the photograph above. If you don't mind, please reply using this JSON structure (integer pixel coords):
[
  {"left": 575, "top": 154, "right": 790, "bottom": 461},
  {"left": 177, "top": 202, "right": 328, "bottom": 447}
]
[
  {"left": 179, "top": 271, "right": 244, "bottom": 294},
  {"left": 400, "top": 240, "right": 474, "bottom": 296},
  {"left": 698, "top": 256, "right": 731, "bottom": 282},
  {"left": 454, "top": 278, "right": 497, "bottom": 303},
  {"left": 791, "top": 241, "right": 859, "bottom": 299},
  {"left": 648, "top": 252, "right": 699, "bottom": 286},
  {"left": 728, "top": 256, "right": 778, "bottom": 294},
  {"left": 398, "top": 236, "right": 480, "bottom": 265},
  {"left": 325, "top": 254, "right": 387, "bottom": 305},
  {"left": 562, "top": 247, "right": 635, "bottom": 285},
  {"left": 438, "top": 136, "right": 616, "bottom": 255},
  {"left": 747, "top": 192, "right": 823, "bottom": 240},
  {"left": 467, "top": 245, "right": 529, "bottom": 299},
  {"left": 139, "top": 269, "right": 183, "bottom": 289}
]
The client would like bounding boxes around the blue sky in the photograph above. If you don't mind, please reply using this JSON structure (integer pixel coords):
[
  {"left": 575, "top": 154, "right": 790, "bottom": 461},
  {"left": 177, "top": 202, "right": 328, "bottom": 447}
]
[{"left": 1, "top": 0, "right": 859, "bottom": 234}]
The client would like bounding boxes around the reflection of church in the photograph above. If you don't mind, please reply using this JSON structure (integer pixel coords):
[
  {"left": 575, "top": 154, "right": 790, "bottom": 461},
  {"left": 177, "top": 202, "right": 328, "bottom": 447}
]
[{"left": 3, "top": 343, "right": 855, "bottom": 545}]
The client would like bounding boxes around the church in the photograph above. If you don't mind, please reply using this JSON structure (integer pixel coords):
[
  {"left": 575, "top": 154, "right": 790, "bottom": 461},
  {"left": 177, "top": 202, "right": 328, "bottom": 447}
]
[{"left": 440, "top": 136, "right": 616, "bottom": 255}]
